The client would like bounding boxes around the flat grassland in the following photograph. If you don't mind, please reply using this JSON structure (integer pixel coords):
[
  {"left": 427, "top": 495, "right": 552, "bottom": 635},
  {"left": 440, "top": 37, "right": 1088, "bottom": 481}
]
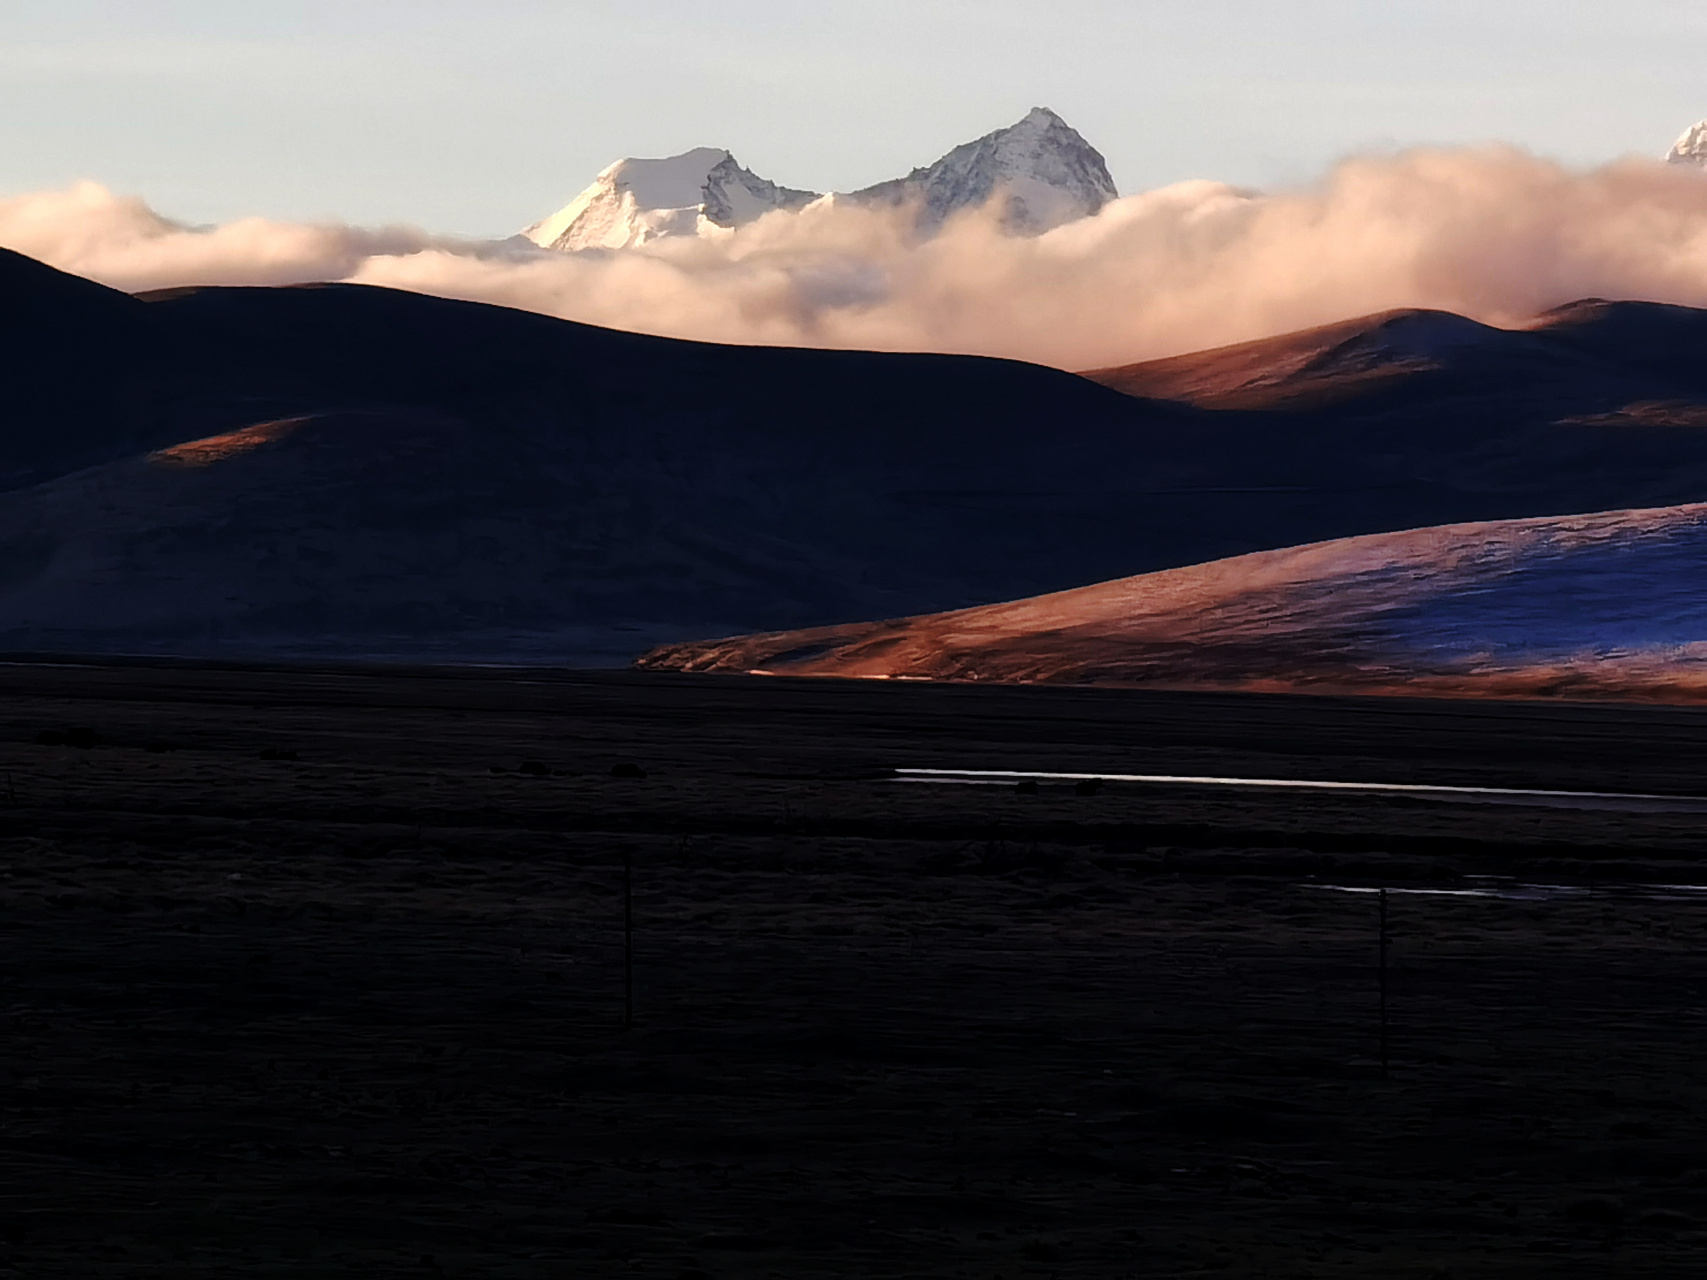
[{"left": 3, "top": 663, "right": 1707, "bottom": 1277}]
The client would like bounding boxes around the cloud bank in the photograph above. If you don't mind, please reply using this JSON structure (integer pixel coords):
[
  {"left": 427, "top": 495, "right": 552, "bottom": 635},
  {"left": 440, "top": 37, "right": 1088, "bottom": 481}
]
[{"left": 9, "top": 147, "right": 1707, "bottom": 369}]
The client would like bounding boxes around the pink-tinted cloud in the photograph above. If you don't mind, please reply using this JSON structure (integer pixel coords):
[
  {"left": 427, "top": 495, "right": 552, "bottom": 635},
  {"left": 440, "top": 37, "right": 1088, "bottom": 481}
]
[{"left": 9, "top": 148, "right": 1707, "bottom": 369}]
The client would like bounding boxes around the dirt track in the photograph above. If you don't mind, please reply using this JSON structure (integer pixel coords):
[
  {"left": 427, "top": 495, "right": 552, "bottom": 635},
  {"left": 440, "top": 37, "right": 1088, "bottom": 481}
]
[{"left": 2, "top": 663, "right": 1706, "bottom": 1277}]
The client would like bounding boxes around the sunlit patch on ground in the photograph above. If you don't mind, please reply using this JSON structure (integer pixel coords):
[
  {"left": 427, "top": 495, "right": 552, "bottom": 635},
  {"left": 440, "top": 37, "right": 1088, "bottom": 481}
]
[{"left": 147, "top": 416, "right": 312, "bottom": 468}]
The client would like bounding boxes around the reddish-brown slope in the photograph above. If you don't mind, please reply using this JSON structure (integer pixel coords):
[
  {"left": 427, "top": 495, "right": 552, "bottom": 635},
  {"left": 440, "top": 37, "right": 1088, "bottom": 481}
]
[
  {"left": 1079, "top": 301, "right": 1707, "bottom": 411},
  {"left": 1078, "top": 309, "right": 1511, "bottom": 408},
  {"left": 637, "top": 504, "right": 1707, "bottom": 702}
]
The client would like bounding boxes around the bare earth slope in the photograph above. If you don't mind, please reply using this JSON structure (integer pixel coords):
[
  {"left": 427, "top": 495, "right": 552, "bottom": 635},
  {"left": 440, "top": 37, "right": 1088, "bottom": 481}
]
[
  {"left": 1081, "top": 301, "right": 1707, "bottom": 414},
  {"left": 1080, "top": 309, "right": 1514, "bottom": 409},
  {"left": 639, "top": 503, "right": 1707, "bottom": 701}
]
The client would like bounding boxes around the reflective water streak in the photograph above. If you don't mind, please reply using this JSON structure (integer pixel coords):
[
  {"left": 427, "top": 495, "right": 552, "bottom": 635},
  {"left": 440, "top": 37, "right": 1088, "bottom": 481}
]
[{"left": 892, "top": 768, "right": 1707, "bottom": 813}]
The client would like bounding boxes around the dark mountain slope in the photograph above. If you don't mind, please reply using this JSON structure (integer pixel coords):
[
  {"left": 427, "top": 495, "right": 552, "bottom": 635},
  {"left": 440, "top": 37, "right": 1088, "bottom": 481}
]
[
  {"left": 0, "top": 251, "right": 172, "bottom": 487},
  {"left": 134, "top": 277, "right": 1146, "bottom": 440},
  {"left": 9, "top": 251, "right": 1707, "bottom": 660},
  {"left": 1533, "top": 298, "right": 1707, "bottom": 385}
]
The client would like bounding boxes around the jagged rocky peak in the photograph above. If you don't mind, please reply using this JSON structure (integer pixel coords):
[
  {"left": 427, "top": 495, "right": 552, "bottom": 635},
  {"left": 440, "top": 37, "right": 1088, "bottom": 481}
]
[
  {"left": 847, "top": 106, "right": 1119, "bottom": 234},
  {"left": 522, "top": 147, "right": 820, "bottom": 252},
  {"left": 1667, "top": 121, "right": 1707, "bottom": 167}
]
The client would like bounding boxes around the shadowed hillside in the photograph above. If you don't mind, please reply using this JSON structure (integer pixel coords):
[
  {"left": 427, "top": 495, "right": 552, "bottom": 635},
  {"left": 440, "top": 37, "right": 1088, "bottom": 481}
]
[{"left": 9, "top": 249, "right": 1707, "bottom": 660}]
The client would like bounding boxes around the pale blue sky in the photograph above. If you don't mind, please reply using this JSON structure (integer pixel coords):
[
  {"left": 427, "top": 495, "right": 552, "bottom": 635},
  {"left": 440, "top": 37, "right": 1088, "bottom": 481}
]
[{"left": 4, "top": 0, "right": 1706, "bottom": 236}]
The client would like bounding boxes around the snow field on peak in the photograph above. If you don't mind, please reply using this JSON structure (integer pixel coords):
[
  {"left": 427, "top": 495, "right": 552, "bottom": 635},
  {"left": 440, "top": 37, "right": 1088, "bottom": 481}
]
[
  {"left": 600, "top": 148, "right": 737, "bottom": 210},
  {"left": 522, "top": 148, "right": 819, "bottom": 252}
]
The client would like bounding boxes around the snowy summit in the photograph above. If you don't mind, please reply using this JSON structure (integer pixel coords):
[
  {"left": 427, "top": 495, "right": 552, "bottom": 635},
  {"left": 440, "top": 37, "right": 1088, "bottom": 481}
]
[
  {"left": 1667, "top": 121, "right": 1707, "bottom": 167},
  {"left": 522, "top": 107, "right": 1119, "bottom": 251},
  {"left": 522, "top": 148, "right": 819, "bottom": 252},
  {"left": 846, "top": 107, "right": 1118, "bottom": 234}
]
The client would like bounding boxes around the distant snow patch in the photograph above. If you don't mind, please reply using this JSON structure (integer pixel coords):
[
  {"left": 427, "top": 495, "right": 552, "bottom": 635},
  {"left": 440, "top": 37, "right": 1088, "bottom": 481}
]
[{"left": 1667, "top": 121, "right": 1707, "bottom": 167}]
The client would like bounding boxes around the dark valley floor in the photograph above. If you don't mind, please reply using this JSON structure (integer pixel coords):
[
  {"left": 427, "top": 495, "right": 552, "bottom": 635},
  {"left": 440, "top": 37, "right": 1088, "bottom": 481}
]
[{"left": 1, "top": 663, "right": 1705, "bottom": 1277}]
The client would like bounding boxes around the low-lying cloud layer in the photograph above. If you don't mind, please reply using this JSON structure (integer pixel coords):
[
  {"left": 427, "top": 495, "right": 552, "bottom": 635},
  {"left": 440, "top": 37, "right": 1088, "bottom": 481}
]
[{"left": 9, "top": 147, "right": 1707, "bottom": 369}]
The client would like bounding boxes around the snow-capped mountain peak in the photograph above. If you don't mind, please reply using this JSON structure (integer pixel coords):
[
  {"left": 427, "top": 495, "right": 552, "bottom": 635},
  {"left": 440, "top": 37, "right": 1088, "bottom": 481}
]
[
  {"left": 521, "top": 107, "right": 1119, "bottom": 251},
  {"left": 522, "top": 148, "right": 819, "bottom": 252},
  {"left": 847, "top": 106, "right": 1119, "bottom": 234},
  {"left": 1666, "top": 121, "right": 1707, "bottom": 167}
]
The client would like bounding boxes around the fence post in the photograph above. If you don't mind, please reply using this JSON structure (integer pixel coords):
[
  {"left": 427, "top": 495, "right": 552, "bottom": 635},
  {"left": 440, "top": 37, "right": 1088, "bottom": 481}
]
[
  {"left": 1378, "top": 887, "right": 1390, "bottom": 1078},
  {"left": 623, "top": 848, "right": 634, "bottom": 1030}
]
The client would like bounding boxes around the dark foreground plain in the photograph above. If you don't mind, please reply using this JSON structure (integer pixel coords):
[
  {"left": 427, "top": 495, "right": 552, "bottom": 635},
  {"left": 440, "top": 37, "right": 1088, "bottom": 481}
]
[{"left": 4, "top": 663, "right": 1707, "bottom": 1278}]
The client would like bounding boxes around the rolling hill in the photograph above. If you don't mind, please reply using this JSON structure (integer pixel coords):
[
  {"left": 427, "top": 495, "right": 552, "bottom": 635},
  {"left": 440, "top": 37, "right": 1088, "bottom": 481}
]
[
  {"left": 7, "top": 247, "right": 1707, "bottom": 662},
  {"left": 637, "top": 503, "right": 1707, "bottom": 702}
]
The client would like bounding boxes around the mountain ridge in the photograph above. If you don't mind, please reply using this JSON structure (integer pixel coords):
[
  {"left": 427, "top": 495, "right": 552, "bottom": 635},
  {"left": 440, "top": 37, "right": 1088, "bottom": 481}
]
[{"left": 522, "top": 107, "right": 1118, "bottom": 251}]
